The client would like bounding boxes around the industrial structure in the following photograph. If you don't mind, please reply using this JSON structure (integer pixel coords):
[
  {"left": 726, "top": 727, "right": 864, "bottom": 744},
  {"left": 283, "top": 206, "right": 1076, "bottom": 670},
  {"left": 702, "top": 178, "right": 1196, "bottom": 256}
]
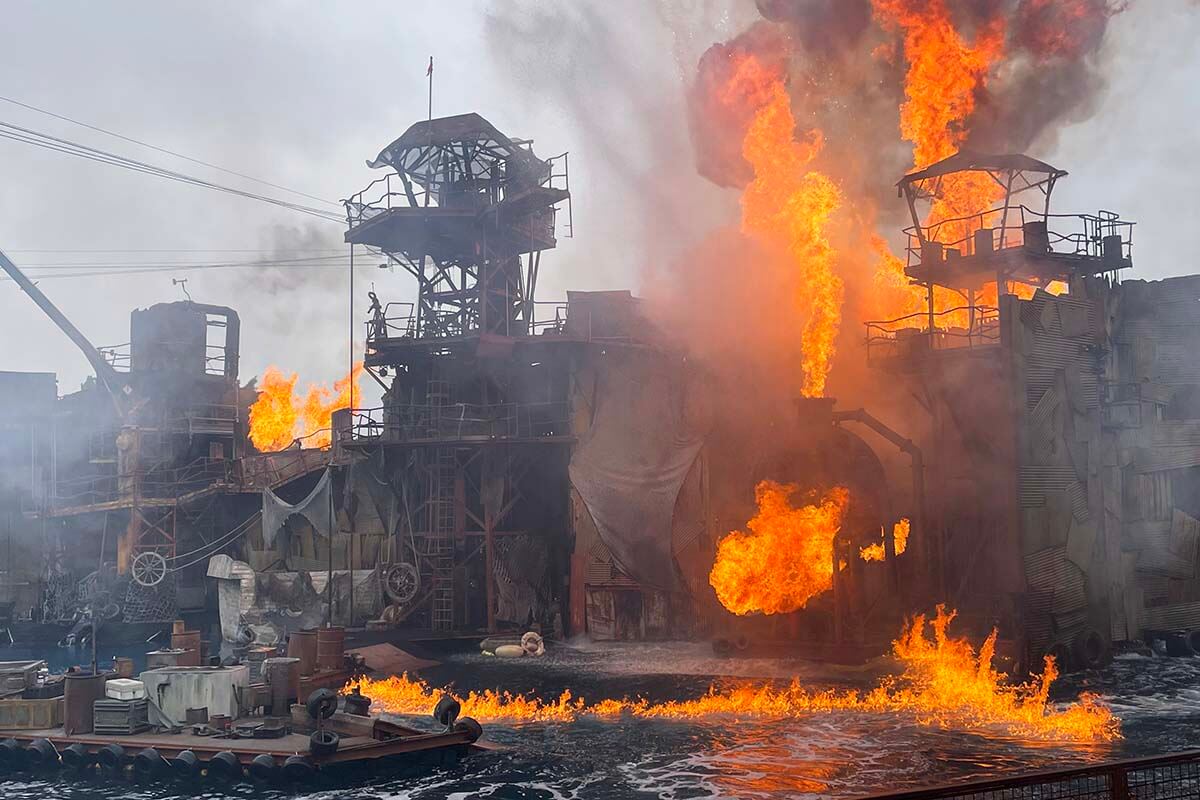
[{"left": 4, "top": 116, "right": 1200, "bottom": 672}]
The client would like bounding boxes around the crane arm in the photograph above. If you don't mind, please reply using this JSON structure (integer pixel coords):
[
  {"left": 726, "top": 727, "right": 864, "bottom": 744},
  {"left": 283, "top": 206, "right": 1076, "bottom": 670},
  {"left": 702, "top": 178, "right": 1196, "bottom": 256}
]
[{"left": 0, "top": 247, "right": 129, "bottom": 407}]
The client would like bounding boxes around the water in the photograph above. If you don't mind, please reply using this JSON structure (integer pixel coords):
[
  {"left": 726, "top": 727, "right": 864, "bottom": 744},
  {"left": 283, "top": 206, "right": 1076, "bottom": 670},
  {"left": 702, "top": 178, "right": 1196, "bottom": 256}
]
[{"left": 3, "top": 642, "right": 1198, "bottom": 799}]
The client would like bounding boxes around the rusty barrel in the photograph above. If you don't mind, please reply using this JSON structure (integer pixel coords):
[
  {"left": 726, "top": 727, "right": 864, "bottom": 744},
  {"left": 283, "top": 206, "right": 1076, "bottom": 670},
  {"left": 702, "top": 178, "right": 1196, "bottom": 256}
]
[
  {"left": 263, "top": 657, "right": 301, "bottom": 715},
  {"left": 64, "top": 671, "right": 110, "bottom": 735},
  {"left": 170, "top": 630, "right": 201, "bottom": 667},
  {"left": 287, "top": 629, "right": 318, "bottom": 676},
  {"left": 315, "top": 626, "right": 345, "bottom": 672}
]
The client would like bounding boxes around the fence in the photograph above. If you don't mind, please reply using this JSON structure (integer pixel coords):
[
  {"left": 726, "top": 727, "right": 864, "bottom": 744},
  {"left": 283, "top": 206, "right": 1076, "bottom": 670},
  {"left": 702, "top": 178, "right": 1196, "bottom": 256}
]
[
  {"left": 348, "top": 401, "right": 570, "bottom": 444},
  {"left": 865, "top": 306, "right": 1001, "bottom": 364},
  {"left": 859, "top": 750, "right": 1200, "bottom": 800}
]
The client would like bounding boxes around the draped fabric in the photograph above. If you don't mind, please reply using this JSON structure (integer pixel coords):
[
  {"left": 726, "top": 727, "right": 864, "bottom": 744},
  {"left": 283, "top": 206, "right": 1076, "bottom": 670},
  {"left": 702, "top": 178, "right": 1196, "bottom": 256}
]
[
  {"left": 568, "top": 350, "right": 705, "bottom": 591},
  {"left": 262, "top": 468, "right": 333, "bottom": 550}
]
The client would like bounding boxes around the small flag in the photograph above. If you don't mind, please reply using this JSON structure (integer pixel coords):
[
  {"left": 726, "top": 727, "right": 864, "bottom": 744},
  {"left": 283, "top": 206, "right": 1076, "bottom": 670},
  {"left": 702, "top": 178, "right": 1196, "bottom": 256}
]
[{"left": 426, "top": 56, "right": 433, "bottom": 77}]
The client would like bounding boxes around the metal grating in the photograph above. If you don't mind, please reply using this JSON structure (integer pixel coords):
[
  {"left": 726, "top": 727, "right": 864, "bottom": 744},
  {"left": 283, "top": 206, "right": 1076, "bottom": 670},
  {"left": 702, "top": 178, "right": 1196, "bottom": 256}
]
[{"left": 857, "top": 751, "right": 1200, "bottom": 800}]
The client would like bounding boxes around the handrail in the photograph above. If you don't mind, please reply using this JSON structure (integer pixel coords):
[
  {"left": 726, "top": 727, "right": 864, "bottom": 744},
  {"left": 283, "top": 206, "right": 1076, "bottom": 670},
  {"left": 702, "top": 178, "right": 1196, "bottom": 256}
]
[
  {"left": 856, "top": 748, "right": 1200, "bottom": 799},
  {"left": 346, "top": 401, "right": 571, "bottom": 444}
]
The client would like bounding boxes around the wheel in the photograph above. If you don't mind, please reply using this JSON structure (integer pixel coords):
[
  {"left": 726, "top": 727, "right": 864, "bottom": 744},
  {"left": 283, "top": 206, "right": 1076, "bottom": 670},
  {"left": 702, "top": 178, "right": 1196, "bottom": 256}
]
[
  {"left": 383, "top": 563, "right": 420, "bottom": 605},
  {"left": 309, "top": 730, "right": 340, "bottom": 758},
  {"left": 131, "top": 551, "right": 168, "bottom": 587},
  {"left": 306, "top": 688, "right": 338, "bottom": 720},
  {"left": 454, "top": 716, "right": 483, "bottom": 743},
  {"left": 432, "top": 694, "right": 461, "bottom": 728}
]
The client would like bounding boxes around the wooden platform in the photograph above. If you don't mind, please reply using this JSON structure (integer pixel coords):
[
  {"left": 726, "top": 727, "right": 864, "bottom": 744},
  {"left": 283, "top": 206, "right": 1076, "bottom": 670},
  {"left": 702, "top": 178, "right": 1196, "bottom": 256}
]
[{"left": 1, "top": 710, "right": 484, "bottom": 766}]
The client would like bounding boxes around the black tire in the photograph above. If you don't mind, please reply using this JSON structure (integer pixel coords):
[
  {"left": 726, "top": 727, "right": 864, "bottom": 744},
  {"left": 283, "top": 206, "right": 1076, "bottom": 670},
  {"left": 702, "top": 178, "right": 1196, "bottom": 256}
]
[
  {"left": 0, "top": 737, "right": 24, "bottom": 769},
  {"left": 1186, "top": 629, "right": 1200, "bottom": 655},
  {"left": 309, "top": 730, "right": 340, "bottom": 758},
  {"left": 306, "top": 688, "right": 338, "bottom": 720},
  {"left": 454, "top": 716, "right": 483, "bottom": 743},
  {"left": 207, "top": 750, "right": 242, "bottom": 782},
  {"left": 248, "top": 754, "right": 276, "bottom": 783},
  {"left": 433, "top": 694, "right": 461, "bottom": 728},
  {"left": 60, "top": 743, "right": 90, "bottom": 770},
  {"left": 133, "top": 747, "right": 167, "bottom": 776},
  {"left": 282, "top": 754, "right": 316, "bottom": 782},
  {"left": 25, "top": 738, "right": 57, "bottom": 768},
  {"left": 1073, "top": 629, "right": 1112, "bottom": 670},
  {"left": 97, "top": 744, "right": 125, "bottom": 771},
  {"left": 170, "top": 750, "right": 199, "bottom": 778}
]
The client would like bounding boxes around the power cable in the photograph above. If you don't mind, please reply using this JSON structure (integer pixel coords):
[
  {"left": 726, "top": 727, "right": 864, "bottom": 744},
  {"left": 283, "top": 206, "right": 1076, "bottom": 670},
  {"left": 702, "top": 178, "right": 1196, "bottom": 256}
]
[
  {"left": 0, "top": 93, "right": 339, "bottom": 207},
  {"left": 0, "top": 121, "right": 345, "bottom": 223}
]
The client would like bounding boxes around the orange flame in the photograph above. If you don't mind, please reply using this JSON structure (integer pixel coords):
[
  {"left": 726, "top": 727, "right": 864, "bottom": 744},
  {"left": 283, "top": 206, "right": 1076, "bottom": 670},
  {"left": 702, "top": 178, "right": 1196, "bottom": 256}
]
[
  {"left": 871, "top": 0, "right": 1011, "bottom": 324},
  {"left": 248, "top": 362, "right": 363, "bottom": 452},
  {"left": 860, "top": 518, "right": 911, "bottom": 562},
  {"left": 348, "top": 606, "right": 1118, "bottom": 743},
  {"left": 709, "top": 481, "right": 849, "bottom": 616},
  {"left": 728, "top": 54, "right": 843, "bottom": 397}
]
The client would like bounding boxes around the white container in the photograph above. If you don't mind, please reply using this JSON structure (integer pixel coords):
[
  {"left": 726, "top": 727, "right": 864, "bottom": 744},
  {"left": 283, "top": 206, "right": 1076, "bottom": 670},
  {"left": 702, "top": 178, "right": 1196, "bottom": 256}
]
[
  {"left": 137, "top": 665, "right": 250, "bottom": 725},
  {"left": 105, "top": 678, "right": 147, "bottom": 701}
]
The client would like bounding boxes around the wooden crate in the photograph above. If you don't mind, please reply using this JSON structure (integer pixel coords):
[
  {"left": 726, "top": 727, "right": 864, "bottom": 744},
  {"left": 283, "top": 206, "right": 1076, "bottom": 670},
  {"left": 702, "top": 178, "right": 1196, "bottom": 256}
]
[{"left": 0, "top": 697, "right": 63, "bottom": 730}]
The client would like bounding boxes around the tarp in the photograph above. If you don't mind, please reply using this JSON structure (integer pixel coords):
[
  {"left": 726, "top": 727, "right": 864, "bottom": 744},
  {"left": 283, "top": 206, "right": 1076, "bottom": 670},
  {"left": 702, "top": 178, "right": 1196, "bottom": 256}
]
[
  {"left": 568, "top": 350, "right": 705, "bottom": 590},
  {"left": 262, "top": 468, "right": 333, "bottom": 549}
]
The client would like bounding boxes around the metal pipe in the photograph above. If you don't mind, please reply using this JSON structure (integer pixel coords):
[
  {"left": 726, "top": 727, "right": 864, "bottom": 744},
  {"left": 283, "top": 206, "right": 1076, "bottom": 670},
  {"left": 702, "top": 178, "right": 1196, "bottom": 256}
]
[{"left": 832, "top": 408, "right": 932, "bottom": 600}]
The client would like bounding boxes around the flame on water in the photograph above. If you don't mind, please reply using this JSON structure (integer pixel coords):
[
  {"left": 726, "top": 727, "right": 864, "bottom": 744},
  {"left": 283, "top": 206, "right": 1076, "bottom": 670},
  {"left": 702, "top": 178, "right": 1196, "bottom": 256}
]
[
  {"left": 860, "top": 518, "right": 911, "bottom": 563},
  {"left": 347, "top": 606, "right": 1118, "bottom": 743},
  {"left": 708, "top": 481, "right": 849, "bottom": 616},
  {"left": 725, "top": 54, "right": 843, "bottom": 397},
  {"left": 248, "top": 362, "right": 364, "bottom": 452}
]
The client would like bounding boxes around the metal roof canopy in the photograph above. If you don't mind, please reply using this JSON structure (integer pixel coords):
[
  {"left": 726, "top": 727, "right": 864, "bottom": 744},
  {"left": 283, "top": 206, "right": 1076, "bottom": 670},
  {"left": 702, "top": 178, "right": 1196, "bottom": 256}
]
[
  {"left": 897, "top": 149, "right": 1070, "bottom": 247},
  {"left": 366, "top": 112, "right": 548, "bottom": 190}
]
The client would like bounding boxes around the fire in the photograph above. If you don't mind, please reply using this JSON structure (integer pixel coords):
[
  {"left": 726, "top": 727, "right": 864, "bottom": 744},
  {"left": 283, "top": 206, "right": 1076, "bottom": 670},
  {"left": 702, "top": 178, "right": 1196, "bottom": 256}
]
[
  {"left": 708, "top": 481, "right": 849, "bottom": 616},
  {"left": 860, "top": 518, "right": 911, "bottom": 562},
  {"left": 727, "top": 54, "right": 843, "bottom": 397},
  {"left": 348, "top": 606, "right": 1118, "bottom": 743},
  {"left": 248, "top": 362, "right": 363, "bottom": 451},
  {"left": 871, "top": 0, "right": 1010, "bottom": 324}
]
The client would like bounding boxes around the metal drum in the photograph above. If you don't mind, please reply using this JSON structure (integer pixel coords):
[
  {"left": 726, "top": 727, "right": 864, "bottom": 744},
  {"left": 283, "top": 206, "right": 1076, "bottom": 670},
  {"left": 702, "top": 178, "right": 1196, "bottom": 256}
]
[
  {"left": 315, "top": 627, "right": 345, "bottom": 672},
  {"left": 63, "top": 672, "right": 110, "bottom": 735},
  {"left": 286, "top": 630, "right": 318, "bottom": 676}
]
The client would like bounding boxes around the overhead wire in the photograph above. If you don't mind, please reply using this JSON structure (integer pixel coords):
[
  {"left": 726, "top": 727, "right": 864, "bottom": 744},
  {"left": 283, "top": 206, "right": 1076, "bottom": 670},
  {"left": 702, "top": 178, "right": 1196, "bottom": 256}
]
[
  {"left": 0, "top": 93, "right": 340, "bottom": 208},
  {"left": 0, "top": 120, "right": 345, "bottom": 223}
]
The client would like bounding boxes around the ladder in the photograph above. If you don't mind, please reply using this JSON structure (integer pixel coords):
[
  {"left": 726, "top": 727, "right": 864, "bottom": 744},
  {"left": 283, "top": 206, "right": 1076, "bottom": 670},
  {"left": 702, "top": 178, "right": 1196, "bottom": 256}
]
[{"left": 429, "top": 447, "right": 456, "bottom": 632}]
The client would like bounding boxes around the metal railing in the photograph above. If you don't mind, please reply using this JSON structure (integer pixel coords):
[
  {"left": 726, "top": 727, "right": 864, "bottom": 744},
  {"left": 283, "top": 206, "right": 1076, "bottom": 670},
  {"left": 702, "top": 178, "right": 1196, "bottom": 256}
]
[
  {"left": 905, "top": 206, "right": 1134, "bottom": 272},
  {"left": 98, "top": 341, "right": 233, "bottom": 377},
  {"left": 858, "top": 749, "right": 1200, "bottom": 799},
  {"left": 344, "top": 151, "right": 570, "bottom": 230},
  {"left": 363, "top": 298, "right": 646, "bottom": 346},
  {"left": 865, "top": 306, "right": 1001, "bottom": 364},
  {"left": 346, "top": 401, "right": 570, "bottom": 444},
  {"left": 52, "top": 457, "right": 233, "bottom": 508}
]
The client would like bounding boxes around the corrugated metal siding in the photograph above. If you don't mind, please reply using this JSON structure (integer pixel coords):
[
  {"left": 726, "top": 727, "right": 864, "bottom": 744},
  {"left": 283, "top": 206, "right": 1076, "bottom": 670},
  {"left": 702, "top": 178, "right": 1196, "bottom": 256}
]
[{"left": 1141, "top": 601, "right": 1200, "bottom": 631}]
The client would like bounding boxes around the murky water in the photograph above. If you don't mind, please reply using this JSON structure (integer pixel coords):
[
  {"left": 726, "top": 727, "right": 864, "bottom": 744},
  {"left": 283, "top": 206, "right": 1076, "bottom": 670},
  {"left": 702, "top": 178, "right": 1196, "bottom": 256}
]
[{"left": 2, "top": 643, "right": 1196, "bottom": 799}]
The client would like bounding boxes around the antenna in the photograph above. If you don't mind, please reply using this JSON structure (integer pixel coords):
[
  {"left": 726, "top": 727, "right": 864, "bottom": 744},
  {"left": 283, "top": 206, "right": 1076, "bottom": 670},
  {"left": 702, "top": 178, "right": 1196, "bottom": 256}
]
[{"left": 172, "top": 277, "right": 192, "bottom": 301}]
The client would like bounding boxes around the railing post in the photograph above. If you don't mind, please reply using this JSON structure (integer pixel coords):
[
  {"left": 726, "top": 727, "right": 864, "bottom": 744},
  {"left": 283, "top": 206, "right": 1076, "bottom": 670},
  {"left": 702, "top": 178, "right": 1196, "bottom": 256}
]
[{"left": 1110, "top": 766, "right": 1129, "bottom": 800}]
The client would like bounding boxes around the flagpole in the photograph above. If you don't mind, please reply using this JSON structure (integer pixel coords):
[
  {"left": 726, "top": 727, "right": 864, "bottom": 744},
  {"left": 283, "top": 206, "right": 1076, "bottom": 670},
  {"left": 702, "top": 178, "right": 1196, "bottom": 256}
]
[{"left": 427, "top": 56, "right": 433, "bottom": 122}]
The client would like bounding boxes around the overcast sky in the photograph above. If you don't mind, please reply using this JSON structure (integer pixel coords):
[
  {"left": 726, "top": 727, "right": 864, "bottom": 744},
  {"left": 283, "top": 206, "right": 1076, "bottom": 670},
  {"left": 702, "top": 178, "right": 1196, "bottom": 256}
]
[{"left": 0, "top": 1, "right": 1196, "bottom": 397}]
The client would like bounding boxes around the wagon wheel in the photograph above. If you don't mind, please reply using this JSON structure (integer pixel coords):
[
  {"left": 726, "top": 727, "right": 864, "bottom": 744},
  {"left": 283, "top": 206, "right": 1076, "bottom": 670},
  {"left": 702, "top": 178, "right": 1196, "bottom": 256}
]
[
  {"left": 383, "top": 562, "right": 420, "bottom": 605},
  {"left": 131, "top": 551, "right": 168, "bottom": 587}
]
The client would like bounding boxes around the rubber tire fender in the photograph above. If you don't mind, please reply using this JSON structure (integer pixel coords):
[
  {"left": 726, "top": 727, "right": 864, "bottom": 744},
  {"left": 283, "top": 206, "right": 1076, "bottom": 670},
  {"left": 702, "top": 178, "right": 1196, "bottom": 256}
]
[
  {"left": 433, "top": 694, "right": 461, "bottom": 728},
  {"left": 25, "top": 738, "right": 57, "bottom": 768},
  {"left": 454, "top": 716, "right": 483, "bottom": 743},
  {"left": 306, "top": 688, "right": 339, "bottom": 721},
  {"left": 207, "top": 750, "right": 242, "bottom": 782},
  {"left": 309, "top": 730, "right": 340, "bottom": 758}
]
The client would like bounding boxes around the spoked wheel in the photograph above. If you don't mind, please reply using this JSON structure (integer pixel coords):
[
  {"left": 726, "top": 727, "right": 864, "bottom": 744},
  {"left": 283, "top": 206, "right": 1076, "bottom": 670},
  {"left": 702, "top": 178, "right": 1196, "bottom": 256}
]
[
  {"left": 131, "top": 551, "right": 167, "bottom": 587},
  {"left": 383, "top": 562, "right": 419, "bottom": 605}
]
